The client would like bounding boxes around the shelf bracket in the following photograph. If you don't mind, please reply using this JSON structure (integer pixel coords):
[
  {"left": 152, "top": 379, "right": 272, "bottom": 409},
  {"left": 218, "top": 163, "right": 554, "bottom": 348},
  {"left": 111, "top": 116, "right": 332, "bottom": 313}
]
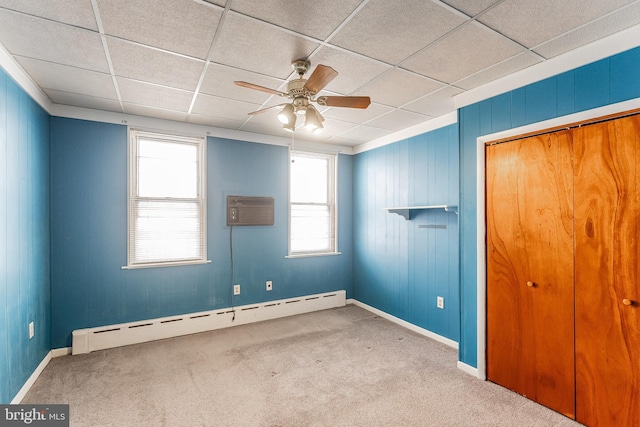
[{"left": 385, "top": 205, "right": 458, "bottom": 220}]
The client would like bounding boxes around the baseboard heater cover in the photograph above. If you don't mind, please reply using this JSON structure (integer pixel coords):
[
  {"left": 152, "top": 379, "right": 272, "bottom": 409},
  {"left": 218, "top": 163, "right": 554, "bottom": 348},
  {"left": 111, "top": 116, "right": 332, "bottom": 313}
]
[{"left": 72, "top": 290, "right": 346, "bottom": 355}]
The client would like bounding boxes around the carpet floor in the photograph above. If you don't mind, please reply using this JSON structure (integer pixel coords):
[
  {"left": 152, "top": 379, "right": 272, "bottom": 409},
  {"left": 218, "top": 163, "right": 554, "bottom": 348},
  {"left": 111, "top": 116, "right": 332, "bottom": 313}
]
[{"left": 23, "top": 305, "right": 582, "bottom": 426}]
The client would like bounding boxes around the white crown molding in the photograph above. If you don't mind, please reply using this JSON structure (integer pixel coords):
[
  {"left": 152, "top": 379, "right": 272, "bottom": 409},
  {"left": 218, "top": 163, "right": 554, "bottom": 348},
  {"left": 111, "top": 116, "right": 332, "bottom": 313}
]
[
  {"left": 455, "top": 24, "right": 640, "bottom": 109},
  {"left": 4, "top": 22, "right": 640, "bottom": 155},
  {"left": 50, "top": 103, "right": 354, "bottom": 154},
  {"left": 0, "top": 42, "right": 52, "bottom": 112},
  {"left": 0, "top": 40, "right": 353, "bottom": 154},
  {"left": 352, "top": 111, "right": 458, "bottom": 154}
]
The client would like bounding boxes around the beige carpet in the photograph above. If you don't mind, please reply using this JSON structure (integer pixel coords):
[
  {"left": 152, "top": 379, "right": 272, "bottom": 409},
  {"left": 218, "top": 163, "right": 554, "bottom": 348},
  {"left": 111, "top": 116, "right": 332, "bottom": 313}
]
[{"left": 23, "top": 305, "right": 581, "bottom": 426}]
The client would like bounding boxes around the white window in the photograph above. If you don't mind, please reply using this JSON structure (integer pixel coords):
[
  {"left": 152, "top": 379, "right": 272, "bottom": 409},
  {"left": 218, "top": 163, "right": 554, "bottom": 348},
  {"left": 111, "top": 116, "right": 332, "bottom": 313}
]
[
  {"left": 127, "top": 130, "right": 207, "bottom": 268},
  {"left": 289, "top": 151, "right": 337, "bottom": 256}
]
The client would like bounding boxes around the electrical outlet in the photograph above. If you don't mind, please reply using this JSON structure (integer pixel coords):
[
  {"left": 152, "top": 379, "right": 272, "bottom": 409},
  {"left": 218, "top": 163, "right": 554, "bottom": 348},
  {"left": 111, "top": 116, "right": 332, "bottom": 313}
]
[
  {"left": 29, "top": 322, "right": 34, "bottom": 339},
  {"left": 266, "top": 281, "right": 273, "bottom": 291},
  {"left": 233, "top": 284, "right": 240, "bottom": 295},
  {"left": 437, "top": 296, "right": 445, "bottom": 309}
]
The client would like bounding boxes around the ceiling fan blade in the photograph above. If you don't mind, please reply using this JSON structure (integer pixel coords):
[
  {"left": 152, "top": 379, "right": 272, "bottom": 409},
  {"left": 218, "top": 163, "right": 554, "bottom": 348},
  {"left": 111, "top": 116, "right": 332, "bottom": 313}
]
[
  {"left": 303, "top": 65, "right": 338, "bottom": 94},
  {"left": 316, "top": 96, "right": 371, "bottom": 109},
  {"left": 234, "top": 81, "right": 288, "bottom": 97},
  {"left": 247, "top": 103, "right": 288, "bottom": 115}
]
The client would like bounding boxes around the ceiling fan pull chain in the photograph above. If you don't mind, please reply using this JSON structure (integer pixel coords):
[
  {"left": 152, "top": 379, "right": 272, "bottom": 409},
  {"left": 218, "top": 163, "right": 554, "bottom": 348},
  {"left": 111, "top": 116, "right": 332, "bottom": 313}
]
[{"left": 290, "top": 131, "right": 295, "bottom": 162}]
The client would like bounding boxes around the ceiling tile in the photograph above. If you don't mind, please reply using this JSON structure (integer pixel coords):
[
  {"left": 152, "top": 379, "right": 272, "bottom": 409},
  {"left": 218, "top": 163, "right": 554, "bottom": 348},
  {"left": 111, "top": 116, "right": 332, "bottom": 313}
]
[
  {"left": 200, "top": 63, "right": 287, "bottom": 104},
  {"left": 401, "top": 21, "right": 524, "bottom": 84},
  {"left": 96, "top": 0, "right": 222, "bottom": 59},
  {"left": 354, "top": 68, "right": 445, "bottom": 108},
  {"left": 330, "top": 0, "right": 467, "bottom": 65},
  {"left": 187, "top": 114, "right": 244, "bottom": 130},
  {"left": 44, "top": 89, "right": 122, "bottom": 112},
  {"left": 308, "top": 46, "right": 392, "bottom": 95},
  {"left": 0, "top": 0, "right": 98, "bottom": 30},
  {"left": 478, "top": 0, "right": 636, "bottom": 48},
  {"left": 293, "top": 128, "right": 335, "bottom": 143},
  {"left": 454, "top": 51, "right": 543, "bottom": 90},
  {"left": 107, "top": 38, "right": 205, "bottom": 91},
  {"left": 0, "top": 9, "right": 109, "bottom": 72},
  {"left": 191, "top": 93, "right": 263, "bottom": 120},
  {"left": 239, "top": 121, "right": 291, "bottom": 139},
  {"left": 321, "top": 102, "right": 393, "bottom": 124},
  {"left": 231, "top": 0, "right": 362, "bottom": 40},
  {"left": 211, "top": 12, "right": 320, "bottom": 78},
  {"left": 439, "top": 0, "right": 502, "bottom": 17},
  {"left": 242, "top": 106, "right": 287, "bottom": 126},
  {"left": 16, "top": 56, "right": 117, "bottom": 100},
  {"left": 533, "top": 2, "right": 640, "bottom": 59},
  {"left": 317, "top": 118, "right": 359, "bottom": 135},
  {"left": 117, "top": 78, "right": 194, "bottom": 111},
  {"left": 365, "top": 109, "right": 431, "bottom": 131},
  {"left": 403, "top": 86, "right": 463, "bottom": 117},
  {"left": 338, "top": 124, "right": 393, "bottom": 142},
  {"left": 123, "top": 103, "right": 188, "bottom": 123}
]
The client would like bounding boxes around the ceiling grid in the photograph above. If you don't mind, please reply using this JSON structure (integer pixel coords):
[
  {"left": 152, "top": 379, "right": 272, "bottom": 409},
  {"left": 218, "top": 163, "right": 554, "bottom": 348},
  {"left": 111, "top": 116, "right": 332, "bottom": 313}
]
[{"left": 0, "top": 0, "right": 639, "bottom": 148}]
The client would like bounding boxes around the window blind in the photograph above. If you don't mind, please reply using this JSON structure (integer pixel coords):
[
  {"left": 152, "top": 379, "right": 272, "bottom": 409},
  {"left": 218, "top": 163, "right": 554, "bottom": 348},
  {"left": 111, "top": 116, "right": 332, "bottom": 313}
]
[
  {"left": 289, "top": 152, "right": 337, "bottom": 255},
  {"left": 128, "top": 130, "right": 206, "bottom": 267}
]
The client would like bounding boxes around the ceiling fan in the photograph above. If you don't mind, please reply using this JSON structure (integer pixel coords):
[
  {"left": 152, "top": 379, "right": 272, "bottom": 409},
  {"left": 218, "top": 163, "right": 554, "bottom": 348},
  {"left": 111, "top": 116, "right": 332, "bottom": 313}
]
[{"left": 234, "top": 59, "right": 371, "bottom": 133}]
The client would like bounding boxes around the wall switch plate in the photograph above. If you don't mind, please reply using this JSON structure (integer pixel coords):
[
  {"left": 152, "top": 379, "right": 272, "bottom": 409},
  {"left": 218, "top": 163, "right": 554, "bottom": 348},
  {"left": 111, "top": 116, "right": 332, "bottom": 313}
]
[
  {"left": 233, "top": 284, "right": 240, "bottom": 295},
  {"left": 437, "top": 296, "right": 444, "bottom": 309},
  {"left": 29, "top": 322, "right": 34, "bottom": 339},
  {"left": 266, "top": 281, "right": 273, "bottom": 291}
]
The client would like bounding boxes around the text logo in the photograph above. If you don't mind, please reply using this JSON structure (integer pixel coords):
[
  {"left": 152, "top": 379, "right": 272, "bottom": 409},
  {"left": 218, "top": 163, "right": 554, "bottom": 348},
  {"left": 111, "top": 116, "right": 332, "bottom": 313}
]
[{"left": 0, "top": 405, "right": 69, "bottom": 426}]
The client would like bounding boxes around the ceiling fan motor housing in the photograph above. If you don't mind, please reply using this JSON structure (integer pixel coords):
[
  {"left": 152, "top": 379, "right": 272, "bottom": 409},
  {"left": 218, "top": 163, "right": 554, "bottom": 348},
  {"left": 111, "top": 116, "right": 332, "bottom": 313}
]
[
  {"left": 234, "top": 59, "right": 370, "bottom": 123},
  {"left": 287, "top": 79, "right": 309, "bottom": 97},
  {"left": 291, "top": 59, "right": 310, "bottom": 77}
]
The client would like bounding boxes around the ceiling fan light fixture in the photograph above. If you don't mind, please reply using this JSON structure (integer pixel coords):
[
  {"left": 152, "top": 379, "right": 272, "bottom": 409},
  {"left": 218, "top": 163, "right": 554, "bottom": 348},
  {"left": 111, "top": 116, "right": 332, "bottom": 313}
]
[
  {"left": 304, "top": 105, "right": 323, "bottom": 131},
  {"left": 313, "top": 122, "right": 324, "bottom": 134},
  {"left": 278, "top": 103, "right": 295, "bottom": 124},
  {"left": 283, "top": 114, "right": 297, "bottom": 132},
  {"left": 235, "top": 60, "right": 371, "bottom": 132}
]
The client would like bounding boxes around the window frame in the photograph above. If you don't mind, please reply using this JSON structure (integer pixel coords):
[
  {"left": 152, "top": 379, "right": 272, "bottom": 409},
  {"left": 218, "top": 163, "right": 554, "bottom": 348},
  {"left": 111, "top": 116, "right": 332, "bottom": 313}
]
[
  {"left": 125, "top": 129, "right": 208, "bottom": 269},
  {"left": 287, "top": 150, "right": 339, "bottom": 258}
]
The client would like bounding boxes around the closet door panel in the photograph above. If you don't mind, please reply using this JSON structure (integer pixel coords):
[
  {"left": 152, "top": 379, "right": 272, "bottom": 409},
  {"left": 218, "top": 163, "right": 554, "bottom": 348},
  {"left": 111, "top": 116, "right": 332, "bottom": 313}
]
[
  {"left": 486, "top": 132, "right": 575, "bottom": 418},
  {"left": 574, "top": 116, "right": 640, "bottom": 426}
]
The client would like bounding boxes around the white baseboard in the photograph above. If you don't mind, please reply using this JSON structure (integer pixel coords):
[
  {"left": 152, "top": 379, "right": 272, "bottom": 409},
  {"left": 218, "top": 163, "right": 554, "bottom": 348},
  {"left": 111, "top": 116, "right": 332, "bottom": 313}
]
[
  {"left": 347, "top": 298, "right": 459, "bottom": 349},
  {"left": 457, "top": 360, "right": 481, "bottom": 378},
  {"left": 51, "top": 347, "right": 71, "bottom": 358},
  {"left": 73, "top": 291, "right": 346, "bottom": 355},
  {"left": 11, "top": 351, "right": 52, "bottom": 404}
]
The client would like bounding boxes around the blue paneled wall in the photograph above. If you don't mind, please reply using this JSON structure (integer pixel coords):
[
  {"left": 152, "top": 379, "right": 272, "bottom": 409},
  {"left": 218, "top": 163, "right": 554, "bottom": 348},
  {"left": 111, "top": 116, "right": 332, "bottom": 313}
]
[
  {"left": 4, "top": 43, "right": 640, "bottom": 403},
  {"left": 0, "top": 69, "right": 50, "bottom": 403},
  {"left": 353, "top": 125, "right": 460, "bottom": 342},
  {"left": 458, "top": 46, "right": 640, "bottom": 368},
  {"left": 49, "top": 118, "right": 353, "bottom": 348}
]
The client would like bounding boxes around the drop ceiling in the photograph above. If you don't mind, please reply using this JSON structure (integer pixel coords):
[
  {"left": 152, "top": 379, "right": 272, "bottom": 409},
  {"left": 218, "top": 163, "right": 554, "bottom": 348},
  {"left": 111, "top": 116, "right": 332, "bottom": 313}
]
[{"left": 1, "top": 0, "right": 640, "bottom": 149}]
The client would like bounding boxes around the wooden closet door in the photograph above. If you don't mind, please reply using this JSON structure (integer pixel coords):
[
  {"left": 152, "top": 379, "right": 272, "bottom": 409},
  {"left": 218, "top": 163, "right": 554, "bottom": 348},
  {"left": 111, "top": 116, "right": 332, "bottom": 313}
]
[
  {"left": 486, "top": 132, "right": 575, "bottom": 418},
  {"left": 574, "top": 116, "right": 640, "bottom": 426}
]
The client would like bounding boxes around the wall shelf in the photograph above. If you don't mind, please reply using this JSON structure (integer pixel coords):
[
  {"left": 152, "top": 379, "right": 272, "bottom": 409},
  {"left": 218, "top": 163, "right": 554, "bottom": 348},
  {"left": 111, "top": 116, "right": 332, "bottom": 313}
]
[{"left": 385, "top": 205, "right": 458, "bottom": 220}]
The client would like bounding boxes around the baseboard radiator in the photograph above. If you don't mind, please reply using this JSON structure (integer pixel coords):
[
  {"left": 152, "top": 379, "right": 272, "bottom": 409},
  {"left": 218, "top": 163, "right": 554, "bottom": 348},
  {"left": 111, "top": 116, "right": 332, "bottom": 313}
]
[{"left": 72, "top": 290, "right": 346, "bottom": 355}]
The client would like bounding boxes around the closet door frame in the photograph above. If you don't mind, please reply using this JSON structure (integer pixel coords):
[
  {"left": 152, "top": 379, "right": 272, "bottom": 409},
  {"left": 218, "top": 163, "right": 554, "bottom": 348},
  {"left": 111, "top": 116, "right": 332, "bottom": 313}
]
[{"left": 473, "top": 101, "right": 640, "bottom": 381}]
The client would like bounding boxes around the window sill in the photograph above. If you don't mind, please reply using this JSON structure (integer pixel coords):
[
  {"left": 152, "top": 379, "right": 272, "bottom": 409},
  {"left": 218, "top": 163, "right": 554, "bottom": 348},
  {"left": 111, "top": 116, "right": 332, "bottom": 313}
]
[
  {"left": 122, "top": 260, "right": 212, "bottom": 270},
  {"left": 285, "top": 252, "right": 342, "bottom": 259}
]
